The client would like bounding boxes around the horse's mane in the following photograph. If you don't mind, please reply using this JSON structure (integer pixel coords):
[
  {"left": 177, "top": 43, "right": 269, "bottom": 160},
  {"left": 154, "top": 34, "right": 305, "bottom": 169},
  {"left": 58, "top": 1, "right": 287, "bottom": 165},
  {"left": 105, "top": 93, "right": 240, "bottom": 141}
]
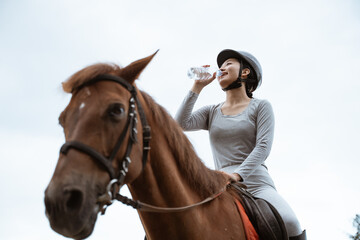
[
  {"left": 62, "top": 62, "right": 227, "bottom": 198},
  {"left": 140, "top": 91, "right": 228, "bottom": 198}
]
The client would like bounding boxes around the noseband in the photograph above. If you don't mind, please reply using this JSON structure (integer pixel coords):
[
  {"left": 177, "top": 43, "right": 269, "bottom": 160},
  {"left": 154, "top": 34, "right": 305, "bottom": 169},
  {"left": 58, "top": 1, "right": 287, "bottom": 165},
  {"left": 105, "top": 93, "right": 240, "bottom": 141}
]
[{"left": 59, "top": 74, "right": 151, "bottom": 214}]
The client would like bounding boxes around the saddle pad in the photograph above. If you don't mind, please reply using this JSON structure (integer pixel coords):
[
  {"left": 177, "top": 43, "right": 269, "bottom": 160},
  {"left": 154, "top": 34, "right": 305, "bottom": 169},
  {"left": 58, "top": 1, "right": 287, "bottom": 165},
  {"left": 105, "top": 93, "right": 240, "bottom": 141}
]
[{"left": 235, "top": 199, "right": 259, "bottom": 240}]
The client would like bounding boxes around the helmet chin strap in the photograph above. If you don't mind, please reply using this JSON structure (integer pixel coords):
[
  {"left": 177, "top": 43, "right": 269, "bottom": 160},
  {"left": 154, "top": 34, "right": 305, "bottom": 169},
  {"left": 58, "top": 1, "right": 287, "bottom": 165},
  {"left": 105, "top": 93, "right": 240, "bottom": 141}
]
[
  {"left": 221, "top": 77, "right": 242, "bottom": 91},
  {"left": 222, "top": 64, "right": 244, "bottom": 91}
]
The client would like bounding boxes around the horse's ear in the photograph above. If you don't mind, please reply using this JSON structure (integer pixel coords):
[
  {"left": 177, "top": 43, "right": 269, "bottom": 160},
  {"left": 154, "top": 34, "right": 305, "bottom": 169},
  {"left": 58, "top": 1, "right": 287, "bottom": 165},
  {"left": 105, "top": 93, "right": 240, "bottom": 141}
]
[{"left": 120, "top": 50, "right": 159, "bottom": 84}]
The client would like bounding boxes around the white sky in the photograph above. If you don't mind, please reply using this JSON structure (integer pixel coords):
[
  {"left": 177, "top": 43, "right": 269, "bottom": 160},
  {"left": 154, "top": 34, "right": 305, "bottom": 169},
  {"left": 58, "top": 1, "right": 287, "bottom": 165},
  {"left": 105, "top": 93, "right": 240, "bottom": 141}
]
[{"left": 0, "top": 0, "right": 359, "bottom": 239}]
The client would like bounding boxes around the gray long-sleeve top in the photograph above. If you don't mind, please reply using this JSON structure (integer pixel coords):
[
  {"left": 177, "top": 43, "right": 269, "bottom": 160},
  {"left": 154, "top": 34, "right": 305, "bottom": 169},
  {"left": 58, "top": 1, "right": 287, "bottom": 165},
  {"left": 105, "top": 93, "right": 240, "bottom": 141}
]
[{"left": 175, "top": 91, "right": 275, "bottom": 182}]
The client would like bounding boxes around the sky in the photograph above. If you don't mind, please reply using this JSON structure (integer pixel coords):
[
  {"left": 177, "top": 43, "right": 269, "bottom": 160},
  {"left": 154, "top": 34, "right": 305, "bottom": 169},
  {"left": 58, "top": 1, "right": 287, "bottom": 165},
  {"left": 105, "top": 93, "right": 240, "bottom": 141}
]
[{"left": 0, "top": 0, "right": 359, "bottom": 239}]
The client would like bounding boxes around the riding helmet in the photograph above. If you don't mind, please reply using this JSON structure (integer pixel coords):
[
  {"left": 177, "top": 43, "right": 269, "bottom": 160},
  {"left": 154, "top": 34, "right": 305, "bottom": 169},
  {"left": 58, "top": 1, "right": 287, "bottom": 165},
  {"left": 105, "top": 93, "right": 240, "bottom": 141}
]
[{"left": 217, "top": 49, "right": 263, "bottom": 91}]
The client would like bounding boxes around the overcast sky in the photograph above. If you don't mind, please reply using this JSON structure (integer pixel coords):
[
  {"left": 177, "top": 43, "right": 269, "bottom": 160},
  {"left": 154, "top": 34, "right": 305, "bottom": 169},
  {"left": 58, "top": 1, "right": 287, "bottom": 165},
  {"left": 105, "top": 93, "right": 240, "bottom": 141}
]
[{"left": 0, "top": 0, "right": 359, "bottom": 239}]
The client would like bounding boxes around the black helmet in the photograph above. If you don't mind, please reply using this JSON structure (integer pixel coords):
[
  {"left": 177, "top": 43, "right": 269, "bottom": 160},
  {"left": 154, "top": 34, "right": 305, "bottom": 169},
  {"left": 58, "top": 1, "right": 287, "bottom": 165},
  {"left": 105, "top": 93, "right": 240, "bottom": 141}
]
[{"left": 217, "top": 49, "right": 262, "bottom": 91}]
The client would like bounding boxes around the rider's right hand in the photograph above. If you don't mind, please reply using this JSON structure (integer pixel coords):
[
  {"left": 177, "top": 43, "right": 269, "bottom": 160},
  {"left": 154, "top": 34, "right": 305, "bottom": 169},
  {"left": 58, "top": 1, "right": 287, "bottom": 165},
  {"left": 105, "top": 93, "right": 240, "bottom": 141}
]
[{"left": 191, "top": 65, "right": 217, "bottom": 94}]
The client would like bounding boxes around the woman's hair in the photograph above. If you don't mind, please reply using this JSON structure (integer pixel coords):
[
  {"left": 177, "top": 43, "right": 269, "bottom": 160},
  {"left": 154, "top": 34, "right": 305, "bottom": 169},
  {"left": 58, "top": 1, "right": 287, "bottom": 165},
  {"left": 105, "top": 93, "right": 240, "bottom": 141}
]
[{"left": 241, "top": 60, "right": 258, "bottom": 98}]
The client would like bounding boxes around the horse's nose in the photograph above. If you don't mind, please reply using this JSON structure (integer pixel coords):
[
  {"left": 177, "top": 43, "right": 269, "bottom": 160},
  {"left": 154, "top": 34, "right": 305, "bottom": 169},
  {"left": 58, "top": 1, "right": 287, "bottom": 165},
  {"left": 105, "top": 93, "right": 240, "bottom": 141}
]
[
  {"left": 44, "top": 189, "right": 53, "bottom": 219},
  {"left": 63, "top": 188, "right": 84, "bottom": 212},
  {"left": 44, "top": 184, "right": 85, "bottom": 218},
  {"left": 44, "top": 184, "right": 91, "bottom": 237}
]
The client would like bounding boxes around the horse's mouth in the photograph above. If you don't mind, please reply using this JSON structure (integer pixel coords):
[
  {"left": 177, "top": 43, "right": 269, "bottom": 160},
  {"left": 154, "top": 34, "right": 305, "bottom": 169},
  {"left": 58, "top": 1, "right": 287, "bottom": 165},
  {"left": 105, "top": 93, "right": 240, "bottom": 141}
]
[
  {"left": 47, "top": 204, "right": 100, "bottom": 240},
  {"left": 70, "top": 220, "right": 96, "bottom": 240},
  {"left": 53, "top": 213, "right": 97, "bottom": 240}
]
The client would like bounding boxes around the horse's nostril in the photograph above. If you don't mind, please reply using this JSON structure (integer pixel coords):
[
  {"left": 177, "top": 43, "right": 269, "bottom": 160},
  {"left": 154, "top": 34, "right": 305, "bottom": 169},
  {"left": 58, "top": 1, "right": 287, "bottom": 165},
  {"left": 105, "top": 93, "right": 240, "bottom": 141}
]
[{"left": 64, "top": 189, "right": 83, "bottom": 211}]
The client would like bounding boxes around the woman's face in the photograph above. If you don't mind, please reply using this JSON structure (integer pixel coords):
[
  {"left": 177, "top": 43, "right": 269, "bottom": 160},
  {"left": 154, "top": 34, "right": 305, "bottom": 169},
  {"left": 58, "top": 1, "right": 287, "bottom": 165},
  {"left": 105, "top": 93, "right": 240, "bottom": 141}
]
[{"left": 218, "top": 58, "right": 240, "bottom": 88}]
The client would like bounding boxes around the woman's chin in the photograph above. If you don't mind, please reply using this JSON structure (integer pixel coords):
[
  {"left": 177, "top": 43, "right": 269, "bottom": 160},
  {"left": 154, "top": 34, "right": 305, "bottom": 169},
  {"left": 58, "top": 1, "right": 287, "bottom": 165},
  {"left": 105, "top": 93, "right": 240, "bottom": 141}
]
[{"left": 218, "top": 79, "right": 231, "bottom": 89}]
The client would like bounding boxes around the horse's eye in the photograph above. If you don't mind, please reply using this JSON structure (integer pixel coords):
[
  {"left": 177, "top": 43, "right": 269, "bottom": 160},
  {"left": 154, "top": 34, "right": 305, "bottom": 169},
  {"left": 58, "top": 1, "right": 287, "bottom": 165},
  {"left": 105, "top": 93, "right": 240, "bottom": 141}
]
[{"left": 108, "top": 103, "right": 125, "bottom": 119}]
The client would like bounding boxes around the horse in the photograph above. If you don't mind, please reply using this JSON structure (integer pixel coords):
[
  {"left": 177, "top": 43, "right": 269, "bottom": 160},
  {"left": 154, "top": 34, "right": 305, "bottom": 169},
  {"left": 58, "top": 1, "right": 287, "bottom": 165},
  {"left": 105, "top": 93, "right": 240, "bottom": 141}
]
[{"left": 44, "top": 51, "right": 251, "bottom": 240}]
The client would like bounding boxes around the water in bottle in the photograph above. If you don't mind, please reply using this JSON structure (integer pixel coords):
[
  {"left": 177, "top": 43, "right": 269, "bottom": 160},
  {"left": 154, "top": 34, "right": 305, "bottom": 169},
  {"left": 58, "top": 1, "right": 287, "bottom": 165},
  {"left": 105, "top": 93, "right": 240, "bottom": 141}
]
[{"left": 187, "top": 67, "right": 222, "bottom": 80}]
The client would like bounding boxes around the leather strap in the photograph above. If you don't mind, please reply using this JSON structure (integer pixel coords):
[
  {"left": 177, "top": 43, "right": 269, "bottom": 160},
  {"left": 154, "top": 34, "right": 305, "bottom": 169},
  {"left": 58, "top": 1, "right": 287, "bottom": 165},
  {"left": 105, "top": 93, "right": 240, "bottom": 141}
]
[
  {"left": 60, "top": 141, "right": 116, "bottom": 179},
  {"left": 61, "top": 73, "right": 151, "bottom": 187},
  {"left": 114, "top": 186, "right": 226, "bottom": 213}
]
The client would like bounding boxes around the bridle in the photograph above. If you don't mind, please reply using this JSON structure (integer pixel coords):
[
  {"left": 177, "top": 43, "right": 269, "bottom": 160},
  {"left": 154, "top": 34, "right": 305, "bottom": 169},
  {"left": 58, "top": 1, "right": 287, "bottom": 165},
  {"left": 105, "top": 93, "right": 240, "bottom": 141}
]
[
  {"left": 60, "top": 74, "right": 226, "bottom": 215},
  {"left": 60, "top": 74, "right": 150, "bottom": 213}
]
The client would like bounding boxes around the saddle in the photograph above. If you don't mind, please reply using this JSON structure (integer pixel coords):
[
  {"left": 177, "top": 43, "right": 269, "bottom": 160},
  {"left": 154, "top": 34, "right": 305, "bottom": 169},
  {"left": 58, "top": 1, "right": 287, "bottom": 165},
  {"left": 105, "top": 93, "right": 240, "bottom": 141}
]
[{"left": 231, "top": 182, "right": 288, "bottom": 240}]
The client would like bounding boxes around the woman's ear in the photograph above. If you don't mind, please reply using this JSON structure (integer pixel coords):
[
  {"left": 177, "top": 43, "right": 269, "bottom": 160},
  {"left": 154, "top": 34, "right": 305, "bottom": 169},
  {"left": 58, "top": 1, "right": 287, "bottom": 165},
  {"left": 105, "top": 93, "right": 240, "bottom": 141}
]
[{"left": 241, "top": 68, "right": 250, "bottom": 79}]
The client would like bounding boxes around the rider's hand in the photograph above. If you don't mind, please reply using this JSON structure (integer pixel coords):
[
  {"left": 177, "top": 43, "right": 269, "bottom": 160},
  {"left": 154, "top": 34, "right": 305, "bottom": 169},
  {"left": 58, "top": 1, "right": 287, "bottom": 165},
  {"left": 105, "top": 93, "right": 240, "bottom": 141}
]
[
  {"left": 191, "top": 65, "right": 217, "bottom": 94},
  {"left": 222, "top": 172, "right": 242, "bottom": 183}
]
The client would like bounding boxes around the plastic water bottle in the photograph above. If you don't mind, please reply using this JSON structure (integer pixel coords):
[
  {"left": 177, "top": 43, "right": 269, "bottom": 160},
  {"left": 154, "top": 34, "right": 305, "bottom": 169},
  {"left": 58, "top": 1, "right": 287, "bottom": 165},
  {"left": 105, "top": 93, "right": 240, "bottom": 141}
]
[{"left": 187, "top": 67, "right": 222, "bottom": 80}]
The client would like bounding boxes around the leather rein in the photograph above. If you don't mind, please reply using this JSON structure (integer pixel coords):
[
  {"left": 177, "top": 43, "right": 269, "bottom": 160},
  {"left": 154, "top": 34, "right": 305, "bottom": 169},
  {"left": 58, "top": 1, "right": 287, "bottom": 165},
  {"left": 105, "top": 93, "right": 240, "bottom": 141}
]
[{"left": 59, "top": 74, "right": 225, "bottom": 215}]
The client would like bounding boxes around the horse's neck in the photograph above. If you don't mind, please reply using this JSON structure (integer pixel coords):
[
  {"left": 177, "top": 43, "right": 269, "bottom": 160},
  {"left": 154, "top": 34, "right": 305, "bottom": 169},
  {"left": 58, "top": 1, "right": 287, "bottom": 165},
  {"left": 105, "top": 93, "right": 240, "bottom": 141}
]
[
  {"left": 129, "top": 95, "right": 226, "bottom": 206},
  {"left": 128, "top": 120, "right": 224, "bottom": 234},
  {"left": 129, "top": 128, "right": 204, "bottom": 207},
  {"left": 127, "top": 128, "right": 204, "bottom": 238},
  {"left": 126, "top": 95, "right": 245, "bottom": 239}
]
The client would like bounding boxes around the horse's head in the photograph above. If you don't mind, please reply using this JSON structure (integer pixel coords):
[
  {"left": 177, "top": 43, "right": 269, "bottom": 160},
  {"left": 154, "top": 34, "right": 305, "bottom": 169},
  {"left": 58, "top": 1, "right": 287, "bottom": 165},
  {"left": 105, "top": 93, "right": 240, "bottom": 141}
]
[{"left": 44, "top": 51, "right": 157, "bottom": 239}]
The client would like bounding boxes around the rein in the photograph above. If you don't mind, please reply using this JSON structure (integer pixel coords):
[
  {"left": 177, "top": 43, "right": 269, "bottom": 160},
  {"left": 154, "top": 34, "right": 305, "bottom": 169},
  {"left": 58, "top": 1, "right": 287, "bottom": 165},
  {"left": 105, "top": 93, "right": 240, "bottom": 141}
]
[
  {"left": 59, "top": 74, "right": 225, "bottom": 214},
  {"left": 113, "top": 185, "right": 227, "bottom": 213}
]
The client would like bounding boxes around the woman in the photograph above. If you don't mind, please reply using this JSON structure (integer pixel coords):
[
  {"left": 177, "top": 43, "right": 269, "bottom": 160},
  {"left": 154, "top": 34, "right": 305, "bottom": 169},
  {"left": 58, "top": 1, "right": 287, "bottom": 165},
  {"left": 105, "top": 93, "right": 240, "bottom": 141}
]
[{"left": 175, "top": 49, "right": 306, "bottom": 240}]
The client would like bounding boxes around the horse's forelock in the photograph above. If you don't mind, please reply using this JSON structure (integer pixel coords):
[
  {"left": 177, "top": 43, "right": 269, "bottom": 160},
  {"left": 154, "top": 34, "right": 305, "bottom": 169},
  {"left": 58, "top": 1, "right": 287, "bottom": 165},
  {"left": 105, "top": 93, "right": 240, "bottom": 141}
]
[{"left": 62, "top": 63, "right": 122, "bottom": 93}]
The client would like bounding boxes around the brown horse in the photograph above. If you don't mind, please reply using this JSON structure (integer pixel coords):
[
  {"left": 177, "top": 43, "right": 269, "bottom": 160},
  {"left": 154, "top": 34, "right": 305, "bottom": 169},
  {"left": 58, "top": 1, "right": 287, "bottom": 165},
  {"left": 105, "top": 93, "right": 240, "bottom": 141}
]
[{"left": 44, "top": 51, "right": 248, "bottom": 240}]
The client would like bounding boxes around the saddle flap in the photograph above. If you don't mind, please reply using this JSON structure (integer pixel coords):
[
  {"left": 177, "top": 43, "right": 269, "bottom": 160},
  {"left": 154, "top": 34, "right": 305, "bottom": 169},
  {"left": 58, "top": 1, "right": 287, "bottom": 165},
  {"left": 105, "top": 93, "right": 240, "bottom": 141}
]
[{"left": 231, "top": 183, "right": 288, "bottom": 240}]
